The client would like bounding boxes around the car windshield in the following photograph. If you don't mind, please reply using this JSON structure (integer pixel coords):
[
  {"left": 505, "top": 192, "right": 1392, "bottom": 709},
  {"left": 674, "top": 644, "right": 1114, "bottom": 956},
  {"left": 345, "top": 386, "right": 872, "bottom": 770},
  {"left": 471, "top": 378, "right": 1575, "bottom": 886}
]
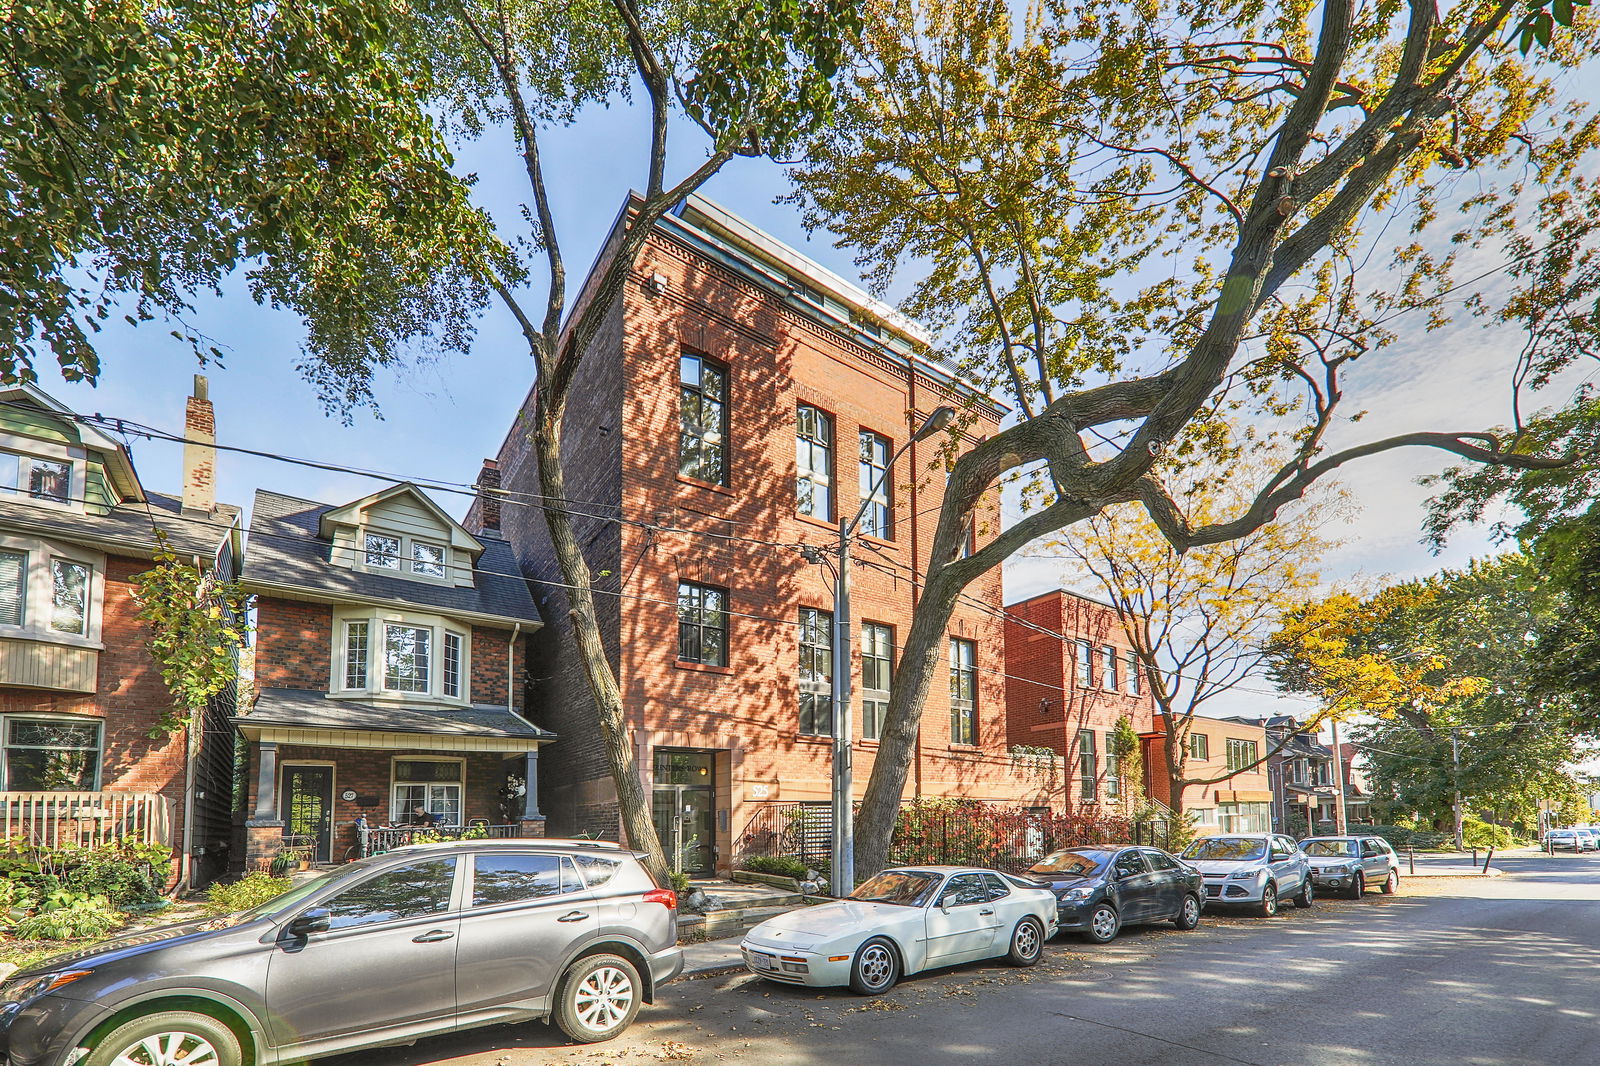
[
  {"left": 850, "top": 871, "right": 943, "bottom": 907},
  {"left": 1183, "top": 838, "right": 1267, "bottom": 862},
  {"left": 1027, "top": 850, "right": 1107, "bottom": 878},
  {"left": 1302, "top": 839, "right": 1357, "bottom": 858}
]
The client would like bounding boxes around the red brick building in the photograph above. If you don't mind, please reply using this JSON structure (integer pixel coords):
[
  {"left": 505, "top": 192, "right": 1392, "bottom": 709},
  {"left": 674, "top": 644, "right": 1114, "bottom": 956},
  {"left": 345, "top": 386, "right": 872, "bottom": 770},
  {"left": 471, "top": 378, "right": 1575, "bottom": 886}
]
[
  {"left": 470, "top": 195, "right": 1048, "bottom": 875},
  {"left": 1144, "top": 713, "right": 1274, "bottom": 833},
  {"left": 0, "top": 379, "right": 241, "bottom": 884},
  {"left": 236, "top": 483, "right": 548, "bottom": 869},
  {"left": 1003, "top": 589, "right": 1156, "bottom": 812}
]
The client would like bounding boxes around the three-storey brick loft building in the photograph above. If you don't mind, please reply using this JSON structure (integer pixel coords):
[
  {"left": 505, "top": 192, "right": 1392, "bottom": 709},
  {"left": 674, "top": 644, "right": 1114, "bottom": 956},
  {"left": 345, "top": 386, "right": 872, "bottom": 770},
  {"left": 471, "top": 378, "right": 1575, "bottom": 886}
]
[
  {"left": 236, "top": 483, "right": 549, "bottom": 869},
  {"left": 0, "top": 378, "right": 241, "bottom": 884},
  {"left": 469, "top": 194, "right": 1049, "bottom": 876},
  {"left": 1003, "top": 589, "right": 1157, "bottom": 812}
]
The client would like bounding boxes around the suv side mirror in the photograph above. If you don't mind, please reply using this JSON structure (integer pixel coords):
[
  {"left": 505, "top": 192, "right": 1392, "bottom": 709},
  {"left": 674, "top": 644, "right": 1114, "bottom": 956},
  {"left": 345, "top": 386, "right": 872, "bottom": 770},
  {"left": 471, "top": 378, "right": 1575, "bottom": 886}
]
[{"left": 287, "top": 908, "right": 330, "bottom": 938}]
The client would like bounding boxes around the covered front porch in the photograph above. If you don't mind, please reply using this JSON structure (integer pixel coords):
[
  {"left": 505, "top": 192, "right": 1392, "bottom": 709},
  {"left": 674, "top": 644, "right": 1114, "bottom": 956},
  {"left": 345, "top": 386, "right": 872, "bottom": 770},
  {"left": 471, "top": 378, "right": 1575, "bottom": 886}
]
[{"left": 234, "top": 688, "right": 555, "bottom": 870}]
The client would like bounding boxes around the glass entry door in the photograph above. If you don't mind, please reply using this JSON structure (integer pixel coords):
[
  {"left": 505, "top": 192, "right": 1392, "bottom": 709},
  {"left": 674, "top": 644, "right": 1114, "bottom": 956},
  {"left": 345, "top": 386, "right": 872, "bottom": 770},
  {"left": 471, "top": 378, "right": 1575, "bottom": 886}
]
[{"left": 651, "top": 750, "right": 716, "bottom": 876}]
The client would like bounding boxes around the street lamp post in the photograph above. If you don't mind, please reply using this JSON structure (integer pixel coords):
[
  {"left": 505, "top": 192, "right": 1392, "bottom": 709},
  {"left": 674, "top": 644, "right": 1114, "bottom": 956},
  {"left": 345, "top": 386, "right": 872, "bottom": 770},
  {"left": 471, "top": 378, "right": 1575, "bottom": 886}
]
[{"left": 830, "top": 405, "right": 957, "bottom": 898}]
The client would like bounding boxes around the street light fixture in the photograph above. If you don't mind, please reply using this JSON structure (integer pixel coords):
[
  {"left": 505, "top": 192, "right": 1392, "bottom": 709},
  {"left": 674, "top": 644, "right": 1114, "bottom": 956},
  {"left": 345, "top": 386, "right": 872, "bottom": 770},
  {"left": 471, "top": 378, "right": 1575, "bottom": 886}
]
[{"left": 830, "top": 405, "right": 958, "bottom": 898}]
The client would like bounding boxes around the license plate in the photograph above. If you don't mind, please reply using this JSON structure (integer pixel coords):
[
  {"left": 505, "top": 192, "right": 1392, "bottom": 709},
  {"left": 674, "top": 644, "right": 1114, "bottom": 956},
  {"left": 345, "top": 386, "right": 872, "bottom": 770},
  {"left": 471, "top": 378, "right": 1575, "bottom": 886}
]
[{"left": 749, "top": 951, "right": 775, "bottom": 971}]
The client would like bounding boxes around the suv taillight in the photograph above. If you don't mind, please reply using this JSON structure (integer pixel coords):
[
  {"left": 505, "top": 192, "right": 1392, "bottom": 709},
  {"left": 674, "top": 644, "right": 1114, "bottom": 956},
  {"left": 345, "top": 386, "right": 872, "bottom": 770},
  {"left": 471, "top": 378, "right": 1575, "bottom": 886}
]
[{"left": 643, "top": 888, "right": 677, "bottom": 910}]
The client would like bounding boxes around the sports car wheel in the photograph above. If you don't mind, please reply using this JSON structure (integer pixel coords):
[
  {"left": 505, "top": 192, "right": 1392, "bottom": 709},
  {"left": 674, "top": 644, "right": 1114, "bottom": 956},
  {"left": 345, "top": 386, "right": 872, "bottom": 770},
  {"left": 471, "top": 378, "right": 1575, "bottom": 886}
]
[
  {"left": 1348, "top": 872, "right": 1365, "bottom": 899},
  {"left": 1382, "top": 870, "right": 1399, "bottom": 894},
  {"left": 849, "top": 937, "right": 901, "bottom": 995},
  {"left": 1173, "top": 893, "right": 1201, "bottom": 930},
  {"left": 1084, "top": 903, "right": 1121, "bottom": 944},
  {"left": 1005, "top": 916, "right": 1044, "bottom": 966}
]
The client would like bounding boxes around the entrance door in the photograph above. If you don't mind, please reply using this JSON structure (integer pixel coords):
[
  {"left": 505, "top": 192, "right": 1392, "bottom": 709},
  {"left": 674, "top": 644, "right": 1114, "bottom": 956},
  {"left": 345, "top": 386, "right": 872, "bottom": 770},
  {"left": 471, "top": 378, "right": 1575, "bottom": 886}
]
[
  {"left": 284, "top": 764, "right": 334, "bottom": 863},
  {"left": 651, "top": 750, "right": 716, "bottom": 876}
]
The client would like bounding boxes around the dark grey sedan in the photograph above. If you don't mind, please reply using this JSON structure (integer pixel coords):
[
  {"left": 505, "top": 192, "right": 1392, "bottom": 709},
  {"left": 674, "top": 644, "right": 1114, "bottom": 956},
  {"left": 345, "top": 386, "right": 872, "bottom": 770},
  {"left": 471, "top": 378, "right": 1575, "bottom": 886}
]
[
  {"left": 0, "top": 839, "right": 682, "bottom": 1066},
  {"left": 1024, "top": 845, "right": 1203, "bottom": 943}
]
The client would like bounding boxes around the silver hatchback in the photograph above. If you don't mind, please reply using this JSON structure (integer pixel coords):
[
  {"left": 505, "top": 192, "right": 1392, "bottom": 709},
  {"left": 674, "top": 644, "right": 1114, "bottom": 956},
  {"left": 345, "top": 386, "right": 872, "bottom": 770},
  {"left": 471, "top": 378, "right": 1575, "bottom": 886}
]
[
  {"left": 0, "top": 839, "right": 682, "bottom": 1066},
  {"left": 1302, "top": 835, "right": 1400, "bottom": 897}
]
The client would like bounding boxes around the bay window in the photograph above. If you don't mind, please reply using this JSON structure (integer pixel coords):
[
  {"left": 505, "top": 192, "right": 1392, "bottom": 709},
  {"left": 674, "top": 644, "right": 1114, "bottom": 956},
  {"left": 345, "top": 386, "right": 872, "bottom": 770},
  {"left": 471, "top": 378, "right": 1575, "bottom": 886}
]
[
  {"left": 335, "top": 610, "right": 470, "bottom": 702},
  {"left": 0, "top": 539, "right": 101, "bottom": 644},
  {"left": 50, "top": 560, "right": 89, "bottom": 635}
]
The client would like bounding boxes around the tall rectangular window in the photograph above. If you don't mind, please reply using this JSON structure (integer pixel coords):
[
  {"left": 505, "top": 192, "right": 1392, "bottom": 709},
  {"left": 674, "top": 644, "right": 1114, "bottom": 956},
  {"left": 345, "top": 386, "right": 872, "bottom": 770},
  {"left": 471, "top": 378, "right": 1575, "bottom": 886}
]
[
  {"left": 384, "top": 624, "right": 431, "bottom": 693},
  {"left": 345, "top": 621, "right": 370, "bottom": 689},
  {"left": 796, "top": 404, "right": 833, "bottom": 520},
  {"left": 949, "top": 638, "right": 976, "bottom": 746},
  {"left": 861, "top": 622, "right": 893, "bottom": 741},
  {"left": 1105, "top": 732, "right": 1121, "bottom": 798},
  {"left": 1126, "top": 650, "right": 1141, "bottom": 695},
  {"left": 798, "top": 607, "right": 833, "bottom": 736},
  {"left": 1189, "top": 732, "right": 1209, "bottom": 761},
  {"left": 364, "top": 532, "right": 400, "bottom": 569},
  {"left": 442, "top": 631, "right": 463, "bottom": 698},
  {"left": 676, "top": 582, "right": 729, "bottom": 667},
  {"left": 1076, "top": 729, "right": 1097, "bottom": 799},
  {"left": 411, "top": 541, "right": 446, "bottom": 578},
  {"left": 29, "top": 459, "right": 69, "bottom": 504},
  {"left": 1226, "top": 737, "right": 1258, "bottom": 773},
  {"left": 679, "top": 354, "right": 728, "bottom": 485},
  {"left": 1076, "top": 640, "right": 1093, "bottom": 687},
  {"left": 1102, "top": 646, "right": 1118, "bottom": 690},
  {"left": 0, "top": 549, "right": 25, "bottom": 626},
  {"left": 858, "top": 431, "right": 892, "bottom": 539},
  {"left": 49, "top": 560, "right": 89, "bottom": 635}
]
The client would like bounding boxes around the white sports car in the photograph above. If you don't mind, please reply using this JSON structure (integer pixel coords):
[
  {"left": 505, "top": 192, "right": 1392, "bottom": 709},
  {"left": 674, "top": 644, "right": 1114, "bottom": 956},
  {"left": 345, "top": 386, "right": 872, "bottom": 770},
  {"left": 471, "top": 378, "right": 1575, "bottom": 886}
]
[{"left": 740, "top": 866, "right": 1058, "bottom": 994}]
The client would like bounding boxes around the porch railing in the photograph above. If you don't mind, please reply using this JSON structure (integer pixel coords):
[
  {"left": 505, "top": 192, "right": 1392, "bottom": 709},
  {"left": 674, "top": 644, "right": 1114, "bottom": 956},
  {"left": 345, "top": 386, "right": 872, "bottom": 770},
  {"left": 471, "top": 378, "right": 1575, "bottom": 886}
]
[
  {"left": 0, "top": 791, "right": 173, "bottom": 848},
  {"left": 357, "top": 823, "right": 520, "bottom": 858}
]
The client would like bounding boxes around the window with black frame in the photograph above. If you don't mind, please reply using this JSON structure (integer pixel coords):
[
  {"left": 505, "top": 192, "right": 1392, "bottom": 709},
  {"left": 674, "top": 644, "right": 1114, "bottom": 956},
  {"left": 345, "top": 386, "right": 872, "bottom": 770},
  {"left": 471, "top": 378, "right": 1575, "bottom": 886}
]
[
  {"left": 799, "top": 607, "right": 833, "bottom": 736},
  {"left": 679, "top": 354, "right": 729, "bottom": 485},
  {"left": 676, "top": 581, "right": 729, "bottom": 667}
]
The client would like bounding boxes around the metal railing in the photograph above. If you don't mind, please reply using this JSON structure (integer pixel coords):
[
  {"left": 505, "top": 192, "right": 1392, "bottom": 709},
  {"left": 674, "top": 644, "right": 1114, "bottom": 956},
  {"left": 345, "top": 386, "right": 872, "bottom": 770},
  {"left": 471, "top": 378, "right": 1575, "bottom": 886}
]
[
  {"left": 0, "top": 791, "right": 173, "bottom": 847},
  {"left": 737, "top": 802, "right": 833, "bottom": 867},
  {"left": 356, "top": 822, "right": 520, "bottom": 858}
]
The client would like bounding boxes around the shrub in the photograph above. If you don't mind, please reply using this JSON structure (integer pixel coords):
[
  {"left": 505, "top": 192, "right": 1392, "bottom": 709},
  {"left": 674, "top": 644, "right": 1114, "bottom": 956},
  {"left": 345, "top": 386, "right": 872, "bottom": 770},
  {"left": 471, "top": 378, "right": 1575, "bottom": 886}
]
[
  {"left": 1364, "top": 825, "right": 1453, "bottom": 851},
  {"left": 0, "top": 839, "right": 171, "bottom": 909},
  {"left": 740, "top": 855, "right": 808, "bottom": 880},
  {"left": 12, "top": 892, "right": 123, "bottom": 941},
  {"left": 1462, "top": 817, "right": 1515, "bottom": 850},
  {"left": 667, "top": 871, "right": 691, "bottom": 895},
  {"left": 205, "top": 872, "right": 293, "bottom": 915}
]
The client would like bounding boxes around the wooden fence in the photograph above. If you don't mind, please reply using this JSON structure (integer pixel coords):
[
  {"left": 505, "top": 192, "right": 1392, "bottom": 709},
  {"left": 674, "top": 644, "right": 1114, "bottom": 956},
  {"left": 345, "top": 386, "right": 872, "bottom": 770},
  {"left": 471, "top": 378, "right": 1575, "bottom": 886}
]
[{"left": 0, "top": 791, "right": 173, "bottom": 847}]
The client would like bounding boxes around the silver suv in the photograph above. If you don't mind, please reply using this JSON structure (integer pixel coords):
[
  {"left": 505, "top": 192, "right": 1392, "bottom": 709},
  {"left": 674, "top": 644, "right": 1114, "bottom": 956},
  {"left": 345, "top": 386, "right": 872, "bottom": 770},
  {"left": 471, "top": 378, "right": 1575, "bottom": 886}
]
[
  {"left": 0, "top": 839, "right": 681, "bottom": 1066},
  {"left": 1181, "top": 834, "right": 1314, "bottom": 915},
  {"left": 1302, "top": 835, "right": 1400, "bottom": 897}
]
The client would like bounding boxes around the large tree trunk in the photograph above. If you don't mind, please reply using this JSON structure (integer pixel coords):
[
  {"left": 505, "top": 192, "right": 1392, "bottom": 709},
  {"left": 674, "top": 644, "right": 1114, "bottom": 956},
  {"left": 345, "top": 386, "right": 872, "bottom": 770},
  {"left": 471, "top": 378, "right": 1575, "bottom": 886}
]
[{"left": 534, "top": 395, "right": 671, "bottom": 887}]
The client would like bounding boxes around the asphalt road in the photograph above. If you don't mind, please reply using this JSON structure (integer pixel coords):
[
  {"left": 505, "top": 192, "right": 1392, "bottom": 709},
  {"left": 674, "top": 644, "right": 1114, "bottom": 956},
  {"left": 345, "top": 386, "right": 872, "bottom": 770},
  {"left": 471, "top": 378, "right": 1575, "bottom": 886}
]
[{"left": 320, "top": 851, "right": 1600, "bottom": 1066}]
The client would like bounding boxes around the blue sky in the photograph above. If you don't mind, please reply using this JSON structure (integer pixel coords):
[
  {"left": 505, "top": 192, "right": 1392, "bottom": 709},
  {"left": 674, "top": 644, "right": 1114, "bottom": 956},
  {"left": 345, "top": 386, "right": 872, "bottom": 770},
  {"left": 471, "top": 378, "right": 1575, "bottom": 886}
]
[{"left": 41, "top": 51, "right": 1600, "bottom": 726}]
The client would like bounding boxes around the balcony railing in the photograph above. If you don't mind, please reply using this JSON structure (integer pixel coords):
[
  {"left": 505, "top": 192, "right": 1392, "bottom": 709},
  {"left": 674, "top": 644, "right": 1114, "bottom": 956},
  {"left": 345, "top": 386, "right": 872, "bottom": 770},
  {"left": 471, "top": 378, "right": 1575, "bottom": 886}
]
[
  {"left": 0, "top": 791, "right": 173, "bottom": 848},
  {"left": 357, "top": 823, "right": 521, "bottom": 858}
]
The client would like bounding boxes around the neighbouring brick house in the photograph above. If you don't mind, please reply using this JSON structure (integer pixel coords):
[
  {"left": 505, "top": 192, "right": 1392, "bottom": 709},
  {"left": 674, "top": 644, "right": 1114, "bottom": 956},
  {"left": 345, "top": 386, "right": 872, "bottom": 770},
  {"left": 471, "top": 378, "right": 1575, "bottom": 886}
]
[
  {"left": 234, "top": 482, "right": 549, "bottom": 869},
  {"left": 0, "top": 378, "right": 241, "bottom": 884},
  {"left": 1144, "top": 712, "right": 1274, "bottom": 834},
  {"left": 467, "top": 194, "right": 1049, "bottom": 876},
  {"left": 1228, "top": 714, "right": 1338, "bottom": 834},
  {"left": 1003, "top": 589, "right": 1156, "bottom": 812}
]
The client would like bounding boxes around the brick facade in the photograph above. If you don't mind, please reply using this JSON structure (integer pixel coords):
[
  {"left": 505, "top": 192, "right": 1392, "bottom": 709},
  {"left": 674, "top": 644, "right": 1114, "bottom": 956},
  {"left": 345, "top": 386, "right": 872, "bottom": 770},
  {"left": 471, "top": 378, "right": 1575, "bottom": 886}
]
[
  {"left": 1144, "top": 713, "right": 1274, "bottom": 833},
  {"left": 474, "top": 199, "right": 1051, "bottom": 873}
]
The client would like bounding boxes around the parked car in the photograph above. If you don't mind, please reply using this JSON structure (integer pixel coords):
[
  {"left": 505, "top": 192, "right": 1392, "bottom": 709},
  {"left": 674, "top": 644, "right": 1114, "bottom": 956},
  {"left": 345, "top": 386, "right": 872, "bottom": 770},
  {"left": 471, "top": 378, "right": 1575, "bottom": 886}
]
[
  {"left": 740, "top": 866, "right": 1057, "bottom": 995},
  {"left": 1576, "top": 828, "right": 1599, "bottom": 850},
  {"left": 1546, "top": 828, "right": 1590, "bottom": 852},
  {"left": 1021, "top": 845, "right": 1203, "bottom": 943},
  {"left": 0, "top": 839, "right": 681, "bottom": 1066},
  {"left": 1181, "top": 834, "right": 1314, "bottom": 915},
  {"left": 1301, "top": 835, "right": 1401, "bottom": 897}
]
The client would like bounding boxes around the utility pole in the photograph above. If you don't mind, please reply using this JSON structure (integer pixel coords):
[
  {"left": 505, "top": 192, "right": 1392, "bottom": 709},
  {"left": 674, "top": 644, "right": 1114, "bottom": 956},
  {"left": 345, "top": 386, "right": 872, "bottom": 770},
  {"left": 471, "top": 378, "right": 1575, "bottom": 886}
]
[
  {"left": 1330, "top": 719, "right": 1347, "bottom": 835},
  {"left": 1451, "top": 728, "right": 1464, "bottom": 852},
  {"left": 829, "top": 406, "right": 956, "bottom": 898}
]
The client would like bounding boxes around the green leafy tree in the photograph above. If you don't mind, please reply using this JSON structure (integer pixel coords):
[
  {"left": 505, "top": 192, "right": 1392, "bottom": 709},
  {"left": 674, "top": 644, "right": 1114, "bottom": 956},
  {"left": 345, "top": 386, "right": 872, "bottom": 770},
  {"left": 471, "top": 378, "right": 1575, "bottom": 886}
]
[{"left": 787, "top": 0, "right": 1600, "bottom": 877}]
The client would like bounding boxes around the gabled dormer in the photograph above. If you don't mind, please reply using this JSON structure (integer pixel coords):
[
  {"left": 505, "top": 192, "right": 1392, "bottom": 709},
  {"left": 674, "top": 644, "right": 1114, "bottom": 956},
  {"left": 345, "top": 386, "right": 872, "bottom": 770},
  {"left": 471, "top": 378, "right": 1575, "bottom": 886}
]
[
  {"left": 0, "top": 383, "right": 144, "bottom": 516},
  {"left": 319, "top": 483, "right": 483, "bottom": 589}
]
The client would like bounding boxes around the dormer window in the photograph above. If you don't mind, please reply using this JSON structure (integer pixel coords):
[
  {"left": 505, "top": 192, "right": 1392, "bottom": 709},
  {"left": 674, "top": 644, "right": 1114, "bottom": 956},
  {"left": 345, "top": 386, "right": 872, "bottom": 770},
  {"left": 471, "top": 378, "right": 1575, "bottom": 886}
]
[
  {"left": 364, "top": 532, "right": 401, "bottom": 569},
  {"left": 0, "top": 451, "right": 72, "bottom": 506},
  {"left": 411, "top": 541, "right": 446, "bottom": 578}
]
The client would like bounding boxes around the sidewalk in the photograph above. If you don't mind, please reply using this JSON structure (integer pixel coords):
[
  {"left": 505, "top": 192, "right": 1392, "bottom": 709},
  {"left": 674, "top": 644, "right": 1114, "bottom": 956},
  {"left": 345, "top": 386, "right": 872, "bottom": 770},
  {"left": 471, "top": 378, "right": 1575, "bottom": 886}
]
[
  {"left": 680, "top": 936, "right": 745, "bottom": 976},
  {"left": 1399, "top": 849, "right": 1521, "bottom": 877}
]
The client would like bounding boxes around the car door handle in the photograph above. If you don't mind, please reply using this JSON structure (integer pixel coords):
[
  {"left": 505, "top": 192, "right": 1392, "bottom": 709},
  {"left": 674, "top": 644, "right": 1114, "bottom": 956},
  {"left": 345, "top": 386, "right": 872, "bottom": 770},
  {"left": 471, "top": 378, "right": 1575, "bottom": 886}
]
[
  {"left": 557, "top": 911, "right": 591, "bottom": 923},
  {"left": 412, "top": 929, "right": 455, "bottom": 943},
  {"left": 979, "top": 908, "right": 995, "bottom": 916}
]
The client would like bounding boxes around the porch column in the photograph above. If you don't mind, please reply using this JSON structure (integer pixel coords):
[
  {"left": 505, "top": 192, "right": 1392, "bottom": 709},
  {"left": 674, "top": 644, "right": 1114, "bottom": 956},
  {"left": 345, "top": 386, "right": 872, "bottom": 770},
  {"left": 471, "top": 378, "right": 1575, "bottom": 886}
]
[
  {"left": 251, "top": 742, "right": 281, "bottom": 823},
  {"left": 521, "top": 747, "right": 543, "bottom": 821}
]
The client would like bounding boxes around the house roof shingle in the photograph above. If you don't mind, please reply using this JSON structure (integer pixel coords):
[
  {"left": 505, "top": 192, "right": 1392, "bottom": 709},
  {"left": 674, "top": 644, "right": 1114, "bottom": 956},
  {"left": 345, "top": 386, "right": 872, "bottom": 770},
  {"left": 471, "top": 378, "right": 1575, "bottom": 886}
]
[
  {"left": 242, "top": 489, "right": 539, "bottom": 624},
  {"left": 239, "top": 687, "right": 553, "bottom": 740},
  {"left": 0, "top": 490, "right": 240, "bottom": 560}
]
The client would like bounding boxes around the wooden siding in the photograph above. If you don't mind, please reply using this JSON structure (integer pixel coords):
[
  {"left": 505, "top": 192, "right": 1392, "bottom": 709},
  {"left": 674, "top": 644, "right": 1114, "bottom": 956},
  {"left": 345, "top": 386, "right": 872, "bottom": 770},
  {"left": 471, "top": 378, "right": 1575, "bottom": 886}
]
[{"left": 0, "top": 638, "right": 97, "bottom": 692}]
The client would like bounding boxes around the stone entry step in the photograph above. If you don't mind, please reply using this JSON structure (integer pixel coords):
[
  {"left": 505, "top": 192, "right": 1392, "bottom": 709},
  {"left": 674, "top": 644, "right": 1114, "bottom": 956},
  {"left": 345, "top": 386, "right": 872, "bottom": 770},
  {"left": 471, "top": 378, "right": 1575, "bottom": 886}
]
[{"left": 677, "top": 876, "right": 820, "bottom": 939}]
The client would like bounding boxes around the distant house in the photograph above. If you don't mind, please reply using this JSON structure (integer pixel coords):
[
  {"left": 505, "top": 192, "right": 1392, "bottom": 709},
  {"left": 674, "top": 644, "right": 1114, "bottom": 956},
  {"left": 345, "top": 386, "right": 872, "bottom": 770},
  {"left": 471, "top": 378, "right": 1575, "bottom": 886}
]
[
  {"left": 235, "top": 483, "right": 549, "bottom": 869},
  {"left": 0, "top": 378, "right": 241, "bottom": 884},
  {"left": 1144, "top": 713, "right": 1274, "bottom": 834}
]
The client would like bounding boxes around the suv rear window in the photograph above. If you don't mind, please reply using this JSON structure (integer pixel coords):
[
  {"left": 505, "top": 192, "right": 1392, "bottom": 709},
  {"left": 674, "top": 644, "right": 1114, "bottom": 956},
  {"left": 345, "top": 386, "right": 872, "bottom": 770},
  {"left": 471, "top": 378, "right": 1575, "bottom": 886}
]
[{"left": 574, "top": 854, "right": 623, "bottom": 888}]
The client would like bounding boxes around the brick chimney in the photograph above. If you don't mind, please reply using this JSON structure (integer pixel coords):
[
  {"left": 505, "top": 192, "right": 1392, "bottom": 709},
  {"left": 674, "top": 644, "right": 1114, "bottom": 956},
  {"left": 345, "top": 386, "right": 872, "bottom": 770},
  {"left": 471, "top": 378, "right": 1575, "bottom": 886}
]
[
  {"left": 182, "top": 374, "right": 216, "bottom": 516},
  {"left": 475, "top": 458, "right": 501, "bottom": 533}
]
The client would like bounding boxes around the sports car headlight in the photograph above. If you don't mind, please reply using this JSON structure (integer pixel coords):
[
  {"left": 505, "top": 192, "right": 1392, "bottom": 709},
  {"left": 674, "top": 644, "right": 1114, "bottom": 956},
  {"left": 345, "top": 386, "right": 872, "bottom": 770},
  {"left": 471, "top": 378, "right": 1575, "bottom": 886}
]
[
  {"left": 0, "top": 970, "right": 92, "bottom": 1006},
  {"left": 1228, "top": 868, "right": 1262, "bottom": 880}
]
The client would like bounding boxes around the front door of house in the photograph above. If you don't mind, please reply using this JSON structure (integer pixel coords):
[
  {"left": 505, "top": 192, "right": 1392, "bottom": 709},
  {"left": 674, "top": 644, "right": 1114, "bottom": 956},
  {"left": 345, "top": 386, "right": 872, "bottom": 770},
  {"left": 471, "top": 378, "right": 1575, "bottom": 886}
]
[
  {"left": 284, "top": 765, "right": 334, "bottom": 863},
  {"left": 651, "top": 750, "right": 715, "bottom": 876}
]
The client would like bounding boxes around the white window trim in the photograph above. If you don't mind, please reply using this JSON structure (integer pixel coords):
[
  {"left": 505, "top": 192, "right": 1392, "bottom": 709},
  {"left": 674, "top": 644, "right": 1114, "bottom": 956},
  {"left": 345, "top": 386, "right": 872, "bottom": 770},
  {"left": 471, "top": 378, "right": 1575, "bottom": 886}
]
[
  {"left": 389, "top": 756, "right": 466, "bottom": 825},
  {"left": 1, "top": 713, "right": 104, "bottom": 791},
  {"left": 0, "top": 534, "right": 104, "bottom": 648},
  {"left": 0, "top": 430, "right": 87, "bottom": 515},
  {"left": 349, "top": 525, "right": 458, "bottom": 586},
  {"left": 330, "top": 607, "right": 472, "bottom": 704}
]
